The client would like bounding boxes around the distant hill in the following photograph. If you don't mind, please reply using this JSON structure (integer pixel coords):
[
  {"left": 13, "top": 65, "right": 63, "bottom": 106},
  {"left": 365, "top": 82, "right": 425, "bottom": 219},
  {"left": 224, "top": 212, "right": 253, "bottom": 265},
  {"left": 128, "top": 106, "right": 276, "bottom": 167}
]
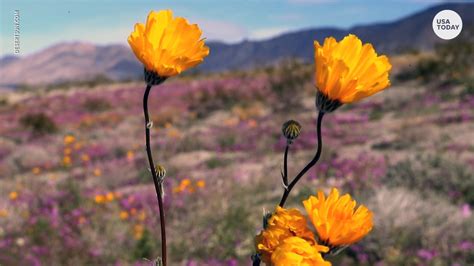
[
  {"left": 0, "top": 2, "right": 472, "bottom": 87},
  {"left": 201, "top": 3, "right": 473, "bottom": 71}
]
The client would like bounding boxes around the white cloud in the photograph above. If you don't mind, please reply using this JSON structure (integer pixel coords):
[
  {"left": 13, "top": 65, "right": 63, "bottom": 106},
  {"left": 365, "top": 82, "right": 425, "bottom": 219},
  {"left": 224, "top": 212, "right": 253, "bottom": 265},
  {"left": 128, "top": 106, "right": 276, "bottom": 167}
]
[
  {"left": 194, "top": 19, "right": 248, "bottom": 43},
  {"left": 250, "top": 27, "right": 290, "bottom": 40}
]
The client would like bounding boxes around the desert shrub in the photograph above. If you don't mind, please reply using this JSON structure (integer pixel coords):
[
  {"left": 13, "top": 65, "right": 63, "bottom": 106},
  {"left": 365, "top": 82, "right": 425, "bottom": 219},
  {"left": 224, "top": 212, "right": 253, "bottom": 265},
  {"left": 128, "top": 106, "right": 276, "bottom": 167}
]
[
  {"left": 368, "top": 106, "right": 384, "bottom": 121},
  {"left": 414, "top": 58, "right": 444, "bottom": 82},
  {"left": 169, "top": 204, "right": 253, "bottom": 261},
  {"left": 435, "top": 27, "right": 474, "bottom": 81},
  {"left": 371, "top": 140, "right": 409, "bottom": 151},
  {"left": 205, "top": 157, "right": 230, "bottom": 169},
  {"left": 57, "top": 178, "right": 83, "bottom": 213},
  {"left": 132, "top": 229, "right": 156, "bottom": 260},
  {"left": 151, "top": 106, "right": 182, "bottom": 127},
  {"left": 383, "top": 155, "right": 474, "bottom": 205},
  {"left": 82, "top": 98, "right": 111, "bottom": 112},
  {"left": 6, "top": 144, "right": 57, "bottom": 172},
  {"left": 175, "top": 134, "right": 205, "bottom": 153},
  {"left": 356, "top": 187, "right": 474, "bottom": 265},
  {"left": 396, "top": 27, "right": 474, "bottom": 83},
  {"left": 0, "top": 97, "right": 8, "bottom": 107},
  {"left": 396, "top": 57, "right": 444, "bottom": 82},
  {"left": 45, "top": 74, "right": 113, "bottom": 91},
  {"left": 267, "top": 59, "right": 311, "bottom": 108},
  {"left": 217, "top": 134, "right": 237, "bottom": 149},
  {"left": 461, "top": 78, "right": 474, "bottom": 96},
  {"left": 20, "top": 112, "right": 57, "bottom": 135}
]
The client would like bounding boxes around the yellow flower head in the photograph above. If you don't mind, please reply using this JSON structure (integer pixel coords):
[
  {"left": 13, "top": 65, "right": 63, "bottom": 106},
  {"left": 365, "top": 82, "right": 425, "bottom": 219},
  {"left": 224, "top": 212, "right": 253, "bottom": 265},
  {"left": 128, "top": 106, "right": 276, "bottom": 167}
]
[
  {"left": 106, "top": 192, "right": 115, "bottom": 202},
  {"left": 196, "top": 180, "right": 206, "bottom": 188},
  {"left": 9, "top": 191, "right": 18, "bottom": 201},
  {"left": 32, "top": 167, "right": 41, "bottom": 175},
  {"left": 64, "top": 135, "right": 75, "bottom": 145},
  {"left": 81, "top": 154, "right": 90, "bottom": 162},
  {"left": 128, "top": 10, "right": 210, "bottom": 78},
  {"left": 126, "top": 151, "right": 135, "bottom": 161},
  {"left": 93, "top": 168, "right": 102, "bottom": 177},
  {"left": 267, "top": 206, "right": 315, "bottom": 240},
  {"left": 303, "top": 188, "right": 373, "bottom": 247},
  {"left": 255, "top": 206, "right": 315, "bottom": 264},
  {"left": 133, "top": 224, "right": 145, "bottom": 240},
  {"left": 119, "top": 211, "right": 129, "bottom": 220},
  {"left": 94, "top": 194, "right": 105, "bottom": 204},
  {"left": 314, "top": 34, "right": 391, "bottom": 111},
  {"left": 271, "top": 237, "right": 331, "bottom": 266},
  {"left": 0, "top": 209, "right": 9, "bottom": 218},
  {"left": 63, "top": 156, "right": 72, "bottom": 166}
]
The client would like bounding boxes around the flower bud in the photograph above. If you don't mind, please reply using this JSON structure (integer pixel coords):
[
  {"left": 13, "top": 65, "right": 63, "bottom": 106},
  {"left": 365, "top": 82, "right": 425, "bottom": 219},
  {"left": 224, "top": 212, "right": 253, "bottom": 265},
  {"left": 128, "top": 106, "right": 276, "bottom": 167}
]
[
  {"left": 155, "top": 164, "right": 166, "bottom": 179},
  {"left": 282, "top": 120, "right": 302, "bottom": 143}
]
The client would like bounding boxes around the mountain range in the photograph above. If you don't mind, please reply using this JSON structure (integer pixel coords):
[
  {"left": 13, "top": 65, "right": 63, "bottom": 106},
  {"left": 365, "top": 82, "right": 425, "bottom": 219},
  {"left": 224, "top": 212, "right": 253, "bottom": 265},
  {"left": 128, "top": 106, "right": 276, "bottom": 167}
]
[{"left": 0, "top": 3, "right": 473, "bottom": 87}]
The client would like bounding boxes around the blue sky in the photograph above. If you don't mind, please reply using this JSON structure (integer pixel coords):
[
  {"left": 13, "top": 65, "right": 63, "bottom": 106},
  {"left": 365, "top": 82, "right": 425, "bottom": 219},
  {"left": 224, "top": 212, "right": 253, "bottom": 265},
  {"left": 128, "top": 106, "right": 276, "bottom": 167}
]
[{"left": 0, "top": 0, "right": 448, "bottom": 56}]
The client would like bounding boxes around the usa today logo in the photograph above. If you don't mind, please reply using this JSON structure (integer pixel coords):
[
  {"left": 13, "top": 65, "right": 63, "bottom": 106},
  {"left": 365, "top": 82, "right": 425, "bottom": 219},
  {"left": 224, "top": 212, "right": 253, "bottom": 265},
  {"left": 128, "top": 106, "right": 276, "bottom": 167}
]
[{"left": 432, "top": 10, "right": 463, "bottom": 40}]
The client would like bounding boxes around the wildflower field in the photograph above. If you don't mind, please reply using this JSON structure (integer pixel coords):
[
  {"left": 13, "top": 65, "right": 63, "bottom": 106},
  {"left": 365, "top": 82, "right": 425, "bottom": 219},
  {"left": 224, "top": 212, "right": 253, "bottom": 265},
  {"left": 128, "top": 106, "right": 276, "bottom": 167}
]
[{"left": 1, "top": 44, "right": 473, "bottom": 265}]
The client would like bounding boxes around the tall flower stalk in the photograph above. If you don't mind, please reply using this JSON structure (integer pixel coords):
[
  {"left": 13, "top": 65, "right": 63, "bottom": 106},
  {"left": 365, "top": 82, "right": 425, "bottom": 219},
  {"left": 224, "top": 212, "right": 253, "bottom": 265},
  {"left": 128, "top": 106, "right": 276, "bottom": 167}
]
[
  {"left": 128, "top": 10, "right": 209, "bottom": 265},
  {"left": 143, "top": 81, "right": 167, "bottom": 264},
  {"left": 254, "top": 34, "right": 392, "bottom": 265}
]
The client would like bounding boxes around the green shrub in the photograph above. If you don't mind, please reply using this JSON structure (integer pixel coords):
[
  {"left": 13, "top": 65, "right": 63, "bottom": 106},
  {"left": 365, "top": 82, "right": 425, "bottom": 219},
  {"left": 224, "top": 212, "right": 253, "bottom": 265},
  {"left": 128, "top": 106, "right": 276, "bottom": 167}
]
[
  {"left": 396, "top": 27, "right": 474, "bottom": 83},
  {"left": 82, "top": 98, "right": 111, "bottom": 112},
  {"left": 20, "top": 112, "right": 58, "bottom": 135},
  {"left": 0, "top": 97, "right": 8, "bottom": 106},
  {"left": 132, "top": 229, "right": 156, "bottom": 260},
  {"left": 268, "top": 59, "right": 311, "bottom": 109},
  {"left": 461, "top": 78, "right": 474, "bottom": 96},
  {"left": 383, "top": 155, "right": 474, "bottom": 205},
  {"left": 205, "top": 157, "right": 230, "bottom": 169},
  {"left": 218, "top": 134, "right": 236, "bottom": 149},
  {"left": 360, "top": 187, "right": 474, "bottom": 265}
]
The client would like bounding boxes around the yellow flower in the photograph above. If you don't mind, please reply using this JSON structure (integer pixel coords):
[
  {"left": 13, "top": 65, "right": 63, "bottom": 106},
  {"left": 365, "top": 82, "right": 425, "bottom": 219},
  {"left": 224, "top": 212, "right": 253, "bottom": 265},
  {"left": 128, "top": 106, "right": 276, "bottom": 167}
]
[
  {"left": 32, "top": 167, "right": 41, "bottom": 175},
  {"left": 64, "top": 148, "right": 72, "bottom": 155},
  {"left": 63, "top": 156, "right": 72, "bottom": 166},
  {"left": 9, "top": 191, "right": 18, "bottom": 201},
  {"left": 267, "top": 207, "right": 315, "bottom": 240},
  {"left": 314, "top": 34, "right": 391, "bottom": 111},
  {"left": 81, "top": 154, "right": 90, "bottom": 162},
  {"left": 0, "top": 209, "right": 9, "bottom": 218},
  {"left": 93, "top": 168, "right": 102, "bottom": 177},
  {"left": 271, "top": 237, "right": 331, "bottom": 266},
  {"left": 128, "top": 10, "right": 209, "bottom": 77},
  {"left": 105, "top": 192, "right": 115, "bottom": 202},
  {"left": 255, "top": 207, "right": 315, "bottom": 264},
  {"left": 303, "top": 188, "right": 373, "bottom": 247},
  {"left": 138, "top": 210, "right": 147, "bottom": 221},
  {"left": 133, "top": 224, "right": 145, "bottom": 239},
  {"left": 256, "top": 225, "right": 293, "bottom": 264},
  {"left": 126, "top": 150, "right": 135, "bottom": 161},
  {"left": 94, "top": 194, "right": 105, "bottom": 204},
  {"left": 64, "top": 135, "right": 75, "bottom": 145},
  {"left": 196, "top": 180, "right": 206, "bottom": 188},
  {"left": 182, "top": 179, "right": 191, "bottom": 186},
  {"left": 73, "top": 142, "right": 82, "bottom": 150},
  {"left": 78, "top": 216, "right": 87, "bottom": 225},
  {"left": 119, "top": 211, "right": 129, "bottom": 220}
]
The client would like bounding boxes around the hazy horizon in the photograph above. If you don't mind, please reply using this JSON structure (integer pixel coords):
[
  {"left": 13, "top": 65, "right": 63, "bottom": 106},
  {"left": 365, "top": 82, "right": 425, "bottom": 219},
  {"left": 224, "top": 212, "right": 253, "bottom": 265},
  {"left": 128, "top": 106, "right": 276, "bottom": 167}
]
[{"left": 0, "top": 0, "right": 451, "bottom": 57}]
